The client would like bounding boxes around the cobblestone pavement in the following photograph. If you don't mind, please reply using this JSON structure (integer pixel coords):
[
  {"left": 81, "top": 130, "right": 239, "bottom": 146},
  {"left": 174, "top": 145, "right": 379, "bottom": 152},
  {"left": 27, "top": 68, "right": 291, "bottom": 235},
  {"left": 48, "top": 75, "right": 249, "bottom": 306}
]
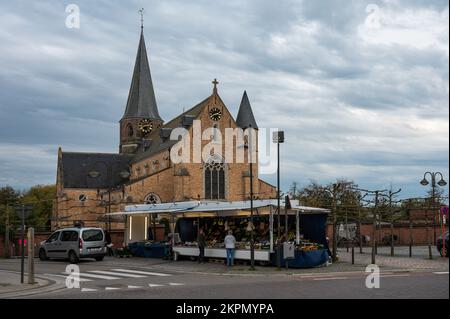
[{"left": 337, "top": 247, "right": 449, "bottom": 271}]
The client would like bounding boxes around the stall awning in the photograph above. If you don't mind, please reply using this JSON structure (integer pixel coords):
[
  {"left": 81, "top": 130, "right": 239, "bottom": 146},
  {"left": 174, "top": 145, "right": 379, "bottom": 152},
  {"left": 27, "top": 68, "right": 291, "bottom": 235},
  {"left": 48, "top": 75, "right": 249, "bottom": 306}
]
[{"left": 108, "top": 199, "right": 330, "bottom": 216}]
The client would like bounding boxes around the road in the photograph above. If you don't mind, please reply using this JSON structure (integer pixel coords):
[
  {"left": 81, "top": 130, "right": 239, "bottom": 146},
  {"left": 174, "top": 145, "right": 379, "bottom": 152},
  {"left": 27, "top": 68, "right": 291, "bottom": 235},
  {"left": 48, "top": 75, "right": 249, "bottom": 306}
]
[{"left": 0, "top": 257, "right": 448, "bottom": 299}]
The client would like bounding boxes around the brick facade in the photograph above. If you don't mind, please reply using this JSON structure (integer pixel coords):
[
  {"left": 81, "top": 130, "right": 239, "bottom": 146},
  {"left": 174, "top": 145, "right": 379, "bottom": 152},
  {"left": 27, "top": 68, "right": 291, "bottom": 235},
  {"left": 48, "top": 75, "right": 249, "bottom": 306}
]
[
  {"left": 326, "top": 223, "right": 444, "bottom": 246},
  {"left": 54, "top": 90, "right": 276, "bottom": 232}
]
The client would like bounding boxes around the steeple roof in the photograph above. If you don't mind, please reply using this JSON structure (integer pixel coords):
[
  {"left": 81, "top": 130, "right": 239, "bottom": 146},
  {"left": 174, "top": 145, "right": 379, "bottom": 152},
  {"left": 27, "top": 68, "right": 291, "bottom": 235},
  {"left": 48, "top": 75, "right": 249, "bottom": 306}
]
[
  {"left": 122, "top": 30, "right": 162, "bottom": 121},
  {"left": 236, "top": 91, "right": 258, "bottom": 129}
]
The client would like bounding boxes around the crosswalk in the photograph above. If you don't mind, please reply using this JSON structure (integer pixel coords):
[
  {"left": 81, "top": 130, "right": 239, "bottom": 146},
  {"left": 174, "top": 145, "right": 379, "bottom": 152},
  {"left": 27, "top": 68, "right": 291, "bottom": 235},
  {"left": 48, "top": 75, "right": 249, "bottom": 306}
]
[
  {"left": 46, "top": 268, "right": 173, "bottom": 282},
  {"left": 43, "top": 268, "right": 185, "bottom": 292}
]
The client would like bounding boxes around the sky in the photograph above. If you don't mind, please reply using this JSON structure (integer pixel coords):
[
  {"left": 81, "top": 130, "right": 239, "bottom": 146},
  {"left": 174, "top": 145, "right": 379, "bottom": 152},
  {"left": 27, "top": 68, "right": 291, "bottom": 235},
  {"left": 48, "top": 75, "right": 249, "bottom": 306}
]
[{"left": 0, "top": 0, "right": 448, "bottom": 200}]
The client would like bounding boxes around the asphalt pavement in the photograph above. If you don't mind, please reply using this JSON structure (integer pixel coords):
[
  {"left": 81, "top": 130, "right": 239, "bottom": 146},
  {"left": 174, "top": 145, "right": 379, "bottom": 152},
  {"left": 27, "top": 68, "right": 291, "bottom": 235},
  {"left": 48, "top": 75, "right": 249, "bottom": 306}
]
[{"left": 0, "top": 249, "right": 448, "bottom": 299}]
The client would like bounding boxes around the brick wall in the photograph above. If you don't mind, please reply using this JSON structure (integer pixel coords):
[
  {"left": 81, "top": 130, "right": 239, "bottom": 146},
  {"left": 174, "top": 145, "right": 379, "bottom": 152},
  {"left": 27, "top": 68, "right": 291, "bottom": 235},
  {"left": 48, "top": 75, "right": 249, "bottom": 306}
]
[{"left": 326, "top": 223, "right": 444, "bottom": 246}]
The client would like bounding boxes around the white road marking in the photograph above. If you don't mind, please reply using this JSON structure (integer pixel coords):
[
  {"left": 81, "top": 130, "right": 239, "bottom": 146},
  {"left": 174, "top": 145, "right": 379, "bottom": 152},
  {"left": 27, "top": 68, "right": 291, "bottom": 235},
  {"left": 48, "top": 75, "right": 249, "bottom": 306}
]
[
  {"left": 313, "top": 277, "right": 349, "bottom": 281},
  {"left": 111, "top": 268, "right": 171, "bottom": 277},
  {"left": 89, "top": 270, "right": 145, "bottom": 278},
  {"left": 44, "top": 273, "right": 92, "bottom": 282},
  {"left": 128, "top": 285, "right": 144, "bottom": 289},
  {"left": 63, "top": 272, "right": 121, "bottom": 280},
  {"left": 169, "top": 282, "right": 185, "bottom": 286},
  {"left": 148, "top": 283, "right": 164, "bottom": 287},
  {"left": 105, "top": 287, "right": 121, "bottom": 291},
  {"left": 434, "top": 272, "right": 449, "bottom": 275},
  {"left": 81, "top": 288, "right": 97, "bottom": 292},
  {"left": 380, "top": 274, "right": 410, "bottom": 278}
]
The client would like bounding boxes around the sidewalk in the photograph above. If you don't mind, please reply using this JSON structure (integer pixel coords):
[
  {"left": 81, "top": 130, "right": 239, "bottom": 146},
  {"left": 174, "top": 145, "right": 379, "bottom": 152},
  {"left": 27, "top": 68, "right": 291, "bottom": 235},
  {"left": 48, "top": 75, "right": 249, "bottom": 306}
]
[
  {"left": 337, "top": 247, "right": 449, "bottom": 271},
  {"left": 99, "top": 255, "right": 413, "bottom": 276},
  {"left": 0, "top": 270, "right": 63, "bottom": 299}
]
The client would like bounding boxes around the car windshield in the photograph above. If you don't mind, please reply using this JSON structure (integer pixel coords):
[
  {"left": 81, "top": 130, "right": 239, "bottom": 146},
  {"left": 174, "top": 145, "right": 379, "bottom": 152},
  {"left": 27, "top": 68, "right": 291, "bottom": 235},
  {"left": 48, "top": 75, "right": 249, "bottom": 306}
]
[{"left": 82, "top": 229, "right": 104, "bottom": 242}]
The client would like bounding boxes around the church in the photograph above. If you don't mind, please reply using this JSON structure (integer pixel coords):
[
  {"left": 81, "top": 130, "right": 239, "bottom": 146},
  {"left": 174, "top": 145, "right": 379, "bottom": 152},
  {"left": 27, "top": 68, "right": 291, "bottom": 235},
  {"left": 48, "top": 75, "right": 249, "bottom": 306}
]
[{"left": 54, "top": 26, "right": 277, "bottom": 238}]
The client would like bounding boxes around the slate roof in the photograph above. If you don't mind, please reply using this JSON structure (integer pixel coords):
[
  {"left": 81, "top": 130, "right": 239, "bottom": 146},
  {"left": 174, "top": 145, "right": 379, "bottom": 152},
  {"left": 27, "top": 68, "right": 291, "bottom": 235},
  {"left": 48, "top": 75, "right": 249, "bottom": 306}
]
[
  {"left": 236, "top": 91, "right": 258, "bottom": 129},
  {"left": 121, "top": 30, "right": 162, "bottom": 121},
  {"left": 60, "top": 152, "right": 133, "bottom": 189}
]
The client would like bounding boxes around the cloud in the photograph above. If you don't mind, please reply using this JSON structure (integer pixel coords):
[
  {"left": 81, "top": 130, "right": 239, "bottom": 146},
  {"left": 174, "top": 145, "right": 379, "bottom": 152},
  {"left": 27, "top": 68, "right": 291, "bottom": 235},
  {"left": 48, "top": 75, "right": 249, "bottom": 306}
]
[{"left": 0, "top": 0, "right": 448, "bottom": 199}]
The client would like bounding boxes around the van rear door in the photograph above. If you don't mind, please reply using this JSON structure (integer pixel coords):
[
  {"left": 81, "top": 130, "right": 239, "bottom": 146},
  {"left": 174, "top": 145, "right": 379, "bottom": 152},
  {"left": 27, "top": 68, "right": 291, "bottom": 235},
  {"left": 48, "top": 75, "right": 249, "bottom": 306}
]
[{"left": 81, "top": 229, "right": 105, "bottom": 255}]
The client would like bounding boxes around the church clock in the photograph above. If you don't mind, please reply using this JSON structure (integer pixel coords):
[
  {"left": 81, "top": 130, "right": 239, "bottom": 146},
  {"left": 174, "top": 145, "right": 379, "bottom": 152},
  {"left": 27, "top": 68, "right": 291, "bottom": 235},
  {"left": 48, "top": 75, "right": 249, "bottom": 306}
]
[
  {"left": 209, "top": 107, "right": 222, "bottom": 121},
  {"left": 138, "top": 118, "right": 153, "bottom": 135}
]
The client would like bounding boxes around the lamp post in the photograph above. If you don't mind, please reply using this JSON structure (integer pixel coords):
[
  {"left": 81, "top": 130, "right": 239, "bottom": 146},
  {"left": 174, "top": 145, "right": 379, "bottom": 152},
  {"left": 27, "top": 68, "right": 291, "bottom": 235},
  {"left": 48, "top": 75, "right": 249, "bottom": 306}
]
[
  {"left": 331, "top": 184, "right": 339, "bottom": 262},
  {"left": 420, "top": 172, "right": 447, "bottom": 259},
  {"left": 88, "top": 163, "right": 130, "bottom": 232},
  {"left": 248, "top": 126, "right": 256, "bottom": 270},
  {"left": 273, "top": 131, "right": 284, "bottom": 240}
]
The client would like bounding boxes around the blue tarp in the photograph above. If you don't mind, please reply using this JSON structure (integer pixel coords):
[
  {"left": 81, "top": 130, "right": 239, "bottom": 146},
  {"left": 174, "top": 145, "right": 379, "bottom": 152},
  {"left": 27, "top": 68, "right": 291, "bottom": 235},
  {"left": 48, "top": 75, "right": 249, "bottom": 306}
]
[
  {"left": 272, "top": 249, "right": 329, "bottom": 268},
  {"left": 128, "top": 242, "right": 168, "bottom": 258},
  {"left": 299, "top": 213, "right": 329, "bottom": 250}
]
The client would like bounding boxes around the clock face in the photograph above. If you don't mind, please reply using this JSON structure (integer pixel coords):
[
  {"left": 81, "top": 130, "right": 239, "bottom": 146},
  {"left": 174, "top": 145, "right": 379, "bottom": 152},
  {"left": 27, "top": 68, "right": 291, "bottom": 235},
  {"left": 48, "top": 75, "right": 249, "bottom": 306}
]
[
  {"left": 138, "top": 119, "right": 153, "bottom": 135},
  {"left": 209, "top": 107, "right": 222, "bottom": 121}
]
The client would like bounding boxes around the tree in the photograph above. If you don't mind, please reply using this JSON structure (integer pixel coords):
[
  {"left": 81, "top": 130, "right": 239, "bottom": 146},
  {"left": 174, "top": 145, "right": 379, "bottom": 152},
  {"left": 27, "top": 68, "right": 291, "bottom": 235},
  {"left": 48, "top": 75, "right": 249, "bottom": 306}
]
[
  {"left": 0, "top": 186, "right": 20, "bottom": 234},
  {"left": 297, "top": 180, "right": 332, "bottom": 208},
  {"left": 22, "top": 185, "right": 56, "bottom": 231}
]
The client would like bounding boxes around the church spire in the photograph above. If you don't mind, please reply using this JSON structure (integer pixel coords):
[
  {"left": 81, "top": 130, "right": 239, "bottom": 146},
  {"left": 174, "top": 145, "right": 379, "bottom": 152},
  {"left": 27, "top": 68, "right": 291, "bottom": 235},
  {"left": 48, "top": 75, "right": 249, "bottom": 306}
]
[
  {"left": 121, "top": 13, "right": 162, "bottom": 122},
  {"left": 236, "top": 91, "right": 258, "bottom": 129}
]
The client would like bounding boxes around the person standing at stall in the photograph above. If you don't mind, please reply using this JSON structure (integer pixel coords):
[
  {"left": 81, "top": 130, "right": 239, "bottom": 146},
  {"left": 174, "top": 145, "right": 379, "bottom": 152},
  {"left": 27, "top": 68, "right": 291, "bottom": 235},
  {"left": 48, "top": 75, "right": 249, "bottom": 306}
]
[
  {"left": 225, "top": 230, "right": 236, "bottom": 267},
  {"left": 197, "top": 228, "right": 206, "bottom": 264}
]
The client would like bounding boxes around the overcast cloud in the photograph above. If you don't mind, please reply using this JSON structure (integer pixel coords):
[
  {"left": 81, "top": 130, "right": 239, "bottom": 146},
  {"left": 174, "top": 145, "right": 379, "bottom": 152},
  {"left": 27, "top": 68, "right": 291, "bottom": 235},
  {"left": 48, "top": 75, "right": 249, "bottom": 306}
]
[{"left": 0, "top": 0, "right": 448, "bottom": 199}]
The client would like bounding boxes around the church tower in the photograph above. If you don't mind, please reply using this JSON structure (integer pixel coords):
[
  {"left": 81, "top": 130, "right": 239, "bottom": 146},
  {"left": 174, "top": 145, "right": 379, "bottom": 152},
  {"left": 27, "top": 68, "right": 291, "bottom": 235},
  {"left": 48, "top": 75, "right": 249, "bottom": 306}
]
[{"left": 120, "top": 26, "right": 163, "bottom": 154}]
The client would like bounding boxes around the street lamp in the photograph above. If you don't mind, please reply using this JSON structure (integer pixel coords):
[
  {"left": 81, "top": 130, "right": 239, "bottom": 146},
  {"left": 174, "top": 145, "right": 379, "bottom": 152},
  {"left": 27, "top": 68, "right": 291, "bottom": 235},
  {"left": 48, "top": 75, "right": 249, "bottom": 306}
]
[
  {"left": 273, "top": 131, "right": 284, "bottom": 240},
  {"left": 420, "top": 172, "right": 447, "bottom": 256},
  {"left": 88, "top": 164, "right": 130, "bottom": 232},
  {"left": 241, "top": 126, "right": 258, "bottom": 270}
]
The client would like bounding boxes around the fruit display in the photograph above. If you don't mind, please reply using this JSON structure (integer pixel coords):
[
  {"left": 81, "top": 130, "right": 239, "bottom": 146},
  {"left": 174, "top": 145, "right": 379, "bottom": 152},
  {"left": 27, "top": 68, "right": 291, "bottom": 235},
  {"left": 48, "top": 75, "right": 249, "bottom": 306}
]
[
  {"left": 296, "top": 240, "right": 324, "bottom": 252},
  {"left": 174, "top": 216, "right": 325, "bottom": 252}
]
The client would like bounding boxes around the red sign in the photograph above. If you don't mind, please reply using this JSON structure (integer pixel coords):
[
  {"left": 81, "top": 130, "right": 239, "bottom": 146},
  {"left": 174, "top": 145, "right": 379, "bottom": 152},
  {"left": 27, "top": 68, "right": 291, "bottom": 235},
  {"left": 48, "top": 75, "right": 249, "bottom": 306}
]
[{"left": 18, "top": 239, "right": 27, "bottom": 246}]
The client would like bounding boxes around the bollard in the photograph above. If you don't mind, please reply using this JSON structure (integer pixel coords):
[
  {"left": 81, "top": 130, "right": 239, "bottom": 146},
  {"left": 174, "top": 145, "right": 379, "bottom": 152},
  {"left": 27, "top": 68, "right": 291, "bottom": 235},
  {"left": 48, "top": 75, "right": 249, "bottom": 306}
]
[{"left": 27, "top": 227, "right": 35, "bottom": 284}]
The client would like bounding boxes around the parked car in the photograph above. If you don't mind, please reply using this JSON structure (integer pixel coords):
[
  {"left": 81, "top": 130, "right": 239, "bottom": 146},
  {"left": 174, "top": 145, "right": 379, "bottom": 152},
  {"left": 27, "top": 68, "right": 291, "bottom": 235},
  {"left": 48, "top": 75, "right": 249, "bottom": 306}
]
[
  {"left": 437, "top": 231, "right": 449, "bottom": 257},
  {"left": 39, "top": 227, "right": 107, "bottom": 263}
]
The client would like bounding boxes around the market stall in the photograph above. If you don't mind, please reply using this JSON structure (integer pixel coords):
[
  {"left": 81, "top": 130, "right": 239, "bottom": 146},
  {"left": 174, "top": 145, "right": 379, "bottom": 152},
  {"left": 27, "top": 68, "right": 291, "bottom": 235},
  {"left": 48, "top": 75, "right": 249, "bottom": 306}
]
[{"left": 109, "top": 199, "right": 330, "bottom": 268}]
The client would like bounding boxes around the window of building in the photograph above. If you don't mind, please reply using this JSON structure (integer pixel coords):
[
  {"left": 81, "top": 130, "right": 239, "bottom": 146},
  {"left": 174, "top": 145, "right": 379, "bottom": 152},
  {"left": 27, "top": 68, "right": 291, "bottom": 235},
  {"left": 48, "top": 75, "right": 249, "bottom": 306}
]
[
  {"left": 204, "top": 156, "right": 225, "bottom": 200},
  {"left": 127, "top": 124, "right": 134, "bottom": 137},
  {"left": 144, "top": 193, "right": 161, "bottom": 204}
]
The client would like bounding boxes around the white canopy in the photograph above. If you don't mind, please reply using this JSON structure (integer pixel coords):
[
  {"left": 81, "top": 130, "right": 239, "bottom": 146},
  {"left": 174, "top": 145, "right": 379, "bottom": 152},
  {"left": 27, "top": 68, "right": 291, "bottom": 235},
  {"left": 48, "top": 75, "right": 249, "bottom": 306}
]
[{"left": 108, "top": 199, "right": 330, "bottom": 216}]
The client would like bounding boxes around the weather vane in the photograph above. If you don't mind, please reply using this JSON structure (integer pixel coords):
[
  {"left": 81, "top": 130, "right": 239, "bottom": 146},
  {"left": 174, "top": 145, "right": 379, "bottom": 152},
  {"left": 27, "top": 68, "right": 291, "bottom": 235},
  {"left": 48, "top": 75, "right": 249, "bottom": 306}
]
[{"left": 139, "top": 8, "right": 144, "bottom": 30}]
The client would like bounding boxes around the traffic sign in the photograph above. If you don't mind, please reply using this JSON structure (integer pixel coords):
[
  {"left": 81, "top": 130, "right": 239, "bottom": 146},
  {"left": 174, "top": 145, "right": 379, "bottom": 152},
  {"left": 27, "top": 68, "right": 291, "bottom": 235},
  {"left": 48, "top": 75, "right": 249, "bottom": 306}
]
[{"left": 14, "top": 204, "right": 33, "bottom": 219}]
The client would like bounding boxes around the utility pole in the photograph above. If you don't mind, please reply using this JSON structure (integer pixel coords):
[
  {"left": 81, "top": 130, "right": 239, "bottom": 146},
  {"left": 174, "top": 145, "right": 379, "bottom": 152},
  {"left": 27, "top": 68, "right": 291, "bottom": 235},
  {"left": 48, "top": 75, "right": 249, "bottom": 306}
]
[
  {"left": 331, "top": 184, "right": 338, "bottom": 263},
  {"left": 4, "top": 202, "right": 10, "bottom": 259},
  {"left": 277, "top": 139, "right": 281, "bottom": 240},
  {"left": 20, "top": 204, "right": 25, "bottom": 284},
  {"left": 249, "top": 126, "right": 255, "bottom": 271}
]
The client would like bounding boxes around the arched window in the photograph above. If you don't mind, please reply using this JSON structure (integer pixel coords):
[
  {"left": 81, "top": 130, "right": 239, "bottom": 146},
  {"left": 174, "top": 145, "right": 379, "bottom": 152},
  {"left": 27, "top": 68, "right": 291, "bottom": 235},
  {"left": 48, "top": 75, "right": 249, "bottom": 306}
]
[
  {"left": 127, "top": 124, "right": 134, "bottom": 137},
  {"left": 144, "top": 193, "right": 161, "bottom": 204},
  {"left": 204, "top": 155, "right": 225, "bottom": 200}
]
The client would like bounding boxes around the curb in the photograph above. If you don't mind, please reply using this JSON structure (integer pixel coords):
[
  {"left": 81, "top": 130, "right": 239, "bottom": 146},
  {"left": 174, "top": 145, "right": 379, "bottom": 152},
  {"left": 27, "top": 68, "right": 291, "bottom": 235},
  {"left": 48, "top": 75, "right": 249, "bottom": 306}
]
[{"left": 0, "top": 270, "right": 65, "bottom": 299}]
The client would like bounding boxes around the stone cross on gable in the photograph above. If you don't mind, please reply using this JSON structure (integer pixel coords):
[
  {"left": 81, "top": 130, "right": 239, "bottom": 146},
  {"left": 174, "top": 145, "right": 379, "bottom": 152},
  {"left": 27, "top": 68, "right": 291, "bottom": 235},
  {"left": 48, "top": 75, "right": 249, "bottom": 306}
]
[{"left": 212, "top": 78, "right": 219, "bottom": 91}]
